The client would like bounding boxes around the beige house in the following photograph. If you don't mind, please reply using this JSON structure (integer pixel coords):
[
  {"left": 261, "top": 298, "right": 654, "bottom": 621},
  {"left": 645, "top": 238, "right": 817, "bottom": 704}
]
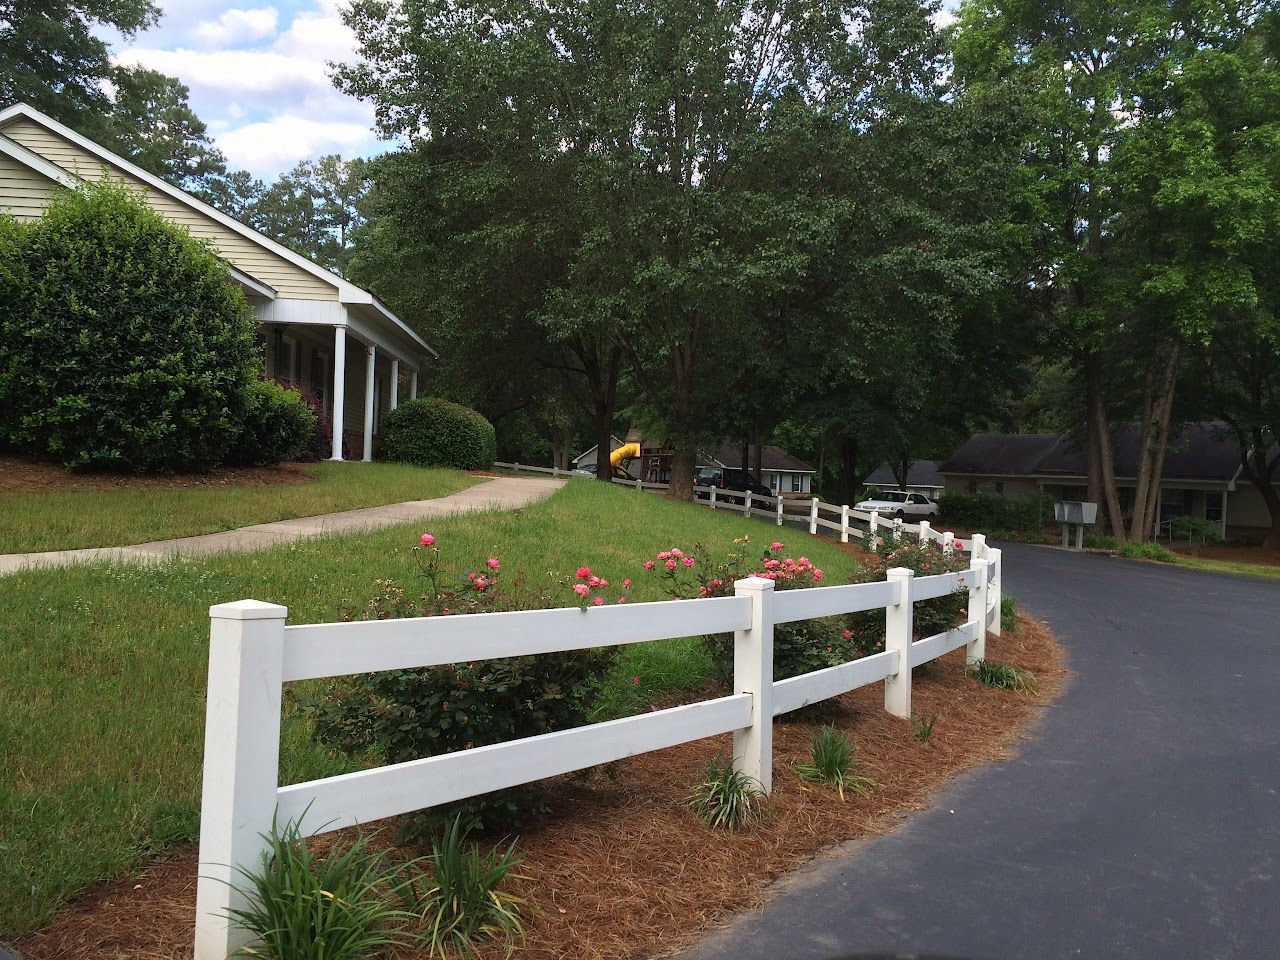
[{"left": 0, "top": 102, "right": 436, "bottom": 461}]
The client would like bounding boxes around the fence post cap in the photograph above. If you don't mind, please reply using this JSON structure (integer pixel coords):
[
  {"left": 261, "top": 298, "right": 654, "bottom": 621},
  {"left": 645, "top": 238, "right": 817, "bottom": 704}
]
[
  {"left": 209, "top": 599, "right": 288, "bottom": 621},
  {"left": 734, "top": 575, "right": 776, "bottom": 592},
  {"left": 885, "top": 567, "right": 916, "bottom": 579}
]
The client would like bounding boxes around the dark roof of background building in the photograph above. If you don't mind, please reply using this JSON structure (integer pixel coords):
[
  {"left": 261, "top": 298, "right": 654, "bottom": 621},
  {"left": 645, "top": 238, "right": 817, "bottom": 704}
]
[
  {"left": 705, "top": 443, "right": 815, "bottom": 473},
  {"left": 863, "top": 460, "right": 944, "bottom": 488},
  {"left": 939, "top": 423, "right": 1256, "bottom": 483}
]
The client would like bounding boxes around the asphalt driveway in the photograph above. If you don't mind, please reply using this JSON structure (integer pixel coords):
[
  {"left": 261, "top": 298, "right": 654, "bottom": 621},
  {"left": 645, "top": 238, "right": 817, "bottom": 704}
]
[{"left": 681, "top": 544, "right": 1280, "bottom": 960}]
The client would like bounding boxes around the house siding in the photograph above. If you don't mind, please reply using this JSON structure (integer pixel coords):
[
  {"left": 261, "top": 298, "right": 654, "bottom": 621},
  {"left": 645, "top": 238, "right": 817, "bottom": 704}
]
[
  {"left": 1, "top": 118, "right": 338, "bottom": 300},
  {"left": 0, "top": 152, "right": 58, "bottom": 218},
  {"left": 1227, "top": 485, "right": 1274, "bottom": 528}
]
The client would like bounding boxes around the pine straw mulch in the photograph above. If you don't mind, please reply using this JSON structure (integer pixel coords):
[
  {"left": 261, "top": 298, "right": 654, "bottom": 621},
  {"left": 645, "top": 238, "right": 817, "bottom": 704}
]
[
  {"left": 0, "top": 455, "right": 316, "bottom": 493},
  {"left": 12, "top": 617, "right": 1065, "bottom": 960}
]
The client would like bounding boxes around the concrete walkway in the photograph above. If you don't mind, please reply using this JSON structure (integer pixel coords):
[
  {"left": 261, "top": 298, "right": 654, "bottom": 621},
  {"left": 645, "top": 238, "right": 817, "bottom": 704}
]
[
  {"left": 0, "top": 475, "right": 565, "bottom": 577},
  {"left": 680, "top": 544, "right": 1280, "bottom": 960}
]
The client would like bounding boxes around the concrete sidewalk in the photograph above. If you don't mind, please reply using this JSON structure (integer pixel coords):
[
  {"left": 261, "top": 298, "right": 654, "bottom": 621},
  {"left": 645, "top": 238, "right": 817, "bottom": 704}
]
[{"left": 0, "top": 475, "right": 565, "bottom": 577}]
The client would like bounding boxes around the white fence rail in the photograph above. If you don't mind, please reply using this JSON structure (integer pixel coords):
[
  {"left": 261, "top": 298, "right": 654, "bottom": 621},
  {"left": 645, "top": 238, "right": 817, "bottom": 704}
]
[{"left": 194, "top": 538, "right": 1002, "bottom": 959}]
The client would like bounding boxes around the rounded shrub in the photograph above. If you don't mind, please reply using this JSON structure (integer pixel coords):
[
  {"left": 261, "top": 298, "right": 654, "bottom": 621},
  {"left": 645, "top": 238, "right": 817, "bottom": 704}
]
[
  {"left": 0, "top": 179, "right": 258, "bottom": 472},
  {"left": 228, "top": 380, "right": 319, "bottom": 467},
  {"left": 380, "top": 397, "right": 496, "bottom": 469}
]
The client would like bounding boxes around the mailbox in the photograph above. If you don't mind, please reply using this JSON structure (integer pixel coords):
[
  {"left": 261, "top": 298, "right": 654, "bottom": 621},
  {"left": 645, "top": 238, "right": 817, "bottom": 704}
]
[{"left": 1053, "top": 501, "right": 1098, "bottom": 525}]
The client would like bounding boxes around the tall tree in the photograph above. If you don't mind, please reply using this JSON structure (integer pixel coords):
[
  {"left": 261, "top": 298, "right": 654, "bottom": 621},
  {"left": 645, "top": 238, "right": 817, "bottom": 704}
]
[
  {"left": 0, "top": 0, "right": 157, "bottom": 132},
  {"left": 251, "top": 156, "right": 370, "bottom": 274}
]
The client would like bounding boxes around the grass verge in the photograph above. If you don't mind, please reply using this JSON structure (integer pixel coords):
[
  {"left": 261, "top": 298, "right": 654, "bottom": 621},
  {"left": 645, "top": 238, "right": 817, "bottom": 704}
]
[
  {"left": 1168, "top": 555, "right": 1280, "bottom": 581},
  {"left": 0, "top": 479, "right": 858, "bottom": 937},
  {"left": 0, "top": 461, "right": 479, "bottom": 553}
]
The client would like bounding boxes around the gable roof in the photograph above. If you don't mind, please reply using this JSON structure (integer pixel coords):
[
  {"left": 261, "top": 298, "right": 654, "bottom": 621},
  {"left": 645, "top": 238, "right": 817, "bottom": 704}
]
[
  {"left": 0, "top": 102, "right": 436, "bottom": 359},
  {"left": 705, "top": 443, "right": 815, "bottom": 474},
  {"left": 939, "top": 423, "right": 1264, "bottom": 484},
  {"left": 863, "top": 460, "right": 944, "bottom": 488}
]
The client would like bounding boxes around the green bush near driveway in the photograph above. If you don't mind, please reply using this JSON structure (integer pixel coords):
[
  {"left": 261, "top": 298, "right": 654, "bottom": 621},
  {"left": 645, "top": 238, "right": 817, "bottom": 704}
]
[
  {"left": 381, "top": 397, "right": 496, "bottom": 470},
  {"left": 228, "top": 380, "right": 319, "bottom": 467}
]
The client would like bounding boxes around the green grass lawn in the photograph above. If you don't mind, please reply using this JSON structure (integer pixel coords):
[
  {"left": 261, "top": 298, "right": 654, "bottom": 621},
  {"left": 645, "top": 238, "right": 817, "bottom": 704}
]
[
  {"left": 1169, "top": 554, "right": 1280, "bottom": 581},
  {"left": 0, "top": 480, "right": 860, "bottom": 938},
  {"left": 0, "top": 461, "right": 479, "bottom": 553}
]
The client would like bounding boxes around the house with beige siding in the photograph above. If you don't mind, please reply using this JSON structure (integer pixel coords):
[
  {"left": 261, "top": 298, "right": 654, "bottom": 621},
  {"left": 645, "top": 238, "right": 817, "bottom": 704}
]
[
  {"left": 939, "top": 424, "right": 1279, "bottom": 540},
  {"left": 0, "top": 102, "right": 436, "bottom": 461}
]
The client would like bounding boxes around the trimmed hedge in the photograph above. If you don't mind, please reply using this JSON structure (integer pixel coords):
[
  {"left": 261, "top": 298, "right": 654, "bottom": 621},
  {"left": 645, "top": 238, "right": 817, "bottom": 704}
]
[
  {"left": 937, "top": 492, "right": 1055, "bottom": 533},
  {"left": 380, "top": 397, "right": 496, "bottom": 469},
  {"left": 0, "top": 180, "right": 258, "bottom": 472},
  {"left": 228, "top": 380, "right": 318, "bottom": 467}
]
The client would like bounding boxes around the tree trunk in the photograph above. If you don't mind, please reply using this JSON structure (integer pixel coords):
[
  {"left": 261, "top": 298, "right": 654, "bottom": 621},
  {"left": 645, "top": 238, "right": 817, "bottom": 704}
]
[
  {"left": 1260, "top": 481, "right": 1280, "bottom": 550},
  {"left": 1130, "top": 337, "right": 1182, "bottom": 541},
  {"left": 585, "top": 343, "right": 622, "bottom": 482},
  {"left": 551, "top": 425, "right": 572, "bottom": 471},
  {"left": 837, "top": 435, "right": 858, "bottom": 505},
  {"left": 669, "top": 447, "right": 696, "bottom": 501},
  {"left": 1084, "top": 351, "right": 1126, "bottom": 540},
  {"left": 752, "top": 441, "right": 762, "bottom": 484}
]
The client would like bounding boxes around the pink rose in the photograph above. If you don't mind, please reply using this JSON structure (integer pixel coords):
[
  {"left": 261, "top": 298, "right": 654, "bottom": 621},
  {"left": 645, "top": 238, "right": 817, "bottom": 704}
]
[
  {"left": 657, "top": 551, "right": 671, "bottom": 561},
  {"left": 770, "top": 541, "right": 784, "bottom": 551},
  {"left": 573, "top": 583, "right": 590, "bottom": 597},
  {"left": 764, "top": 558, "right": 780, "bottom": 570},
  {"left": 666, "top": 559, "right": 677, "bottom": 570},
  {"left": 623, "top": 578, "right": 632, "bottom": 588},
  {"left": 632, "top": 674, "right": 640, "bottom": 685},
  {"left": 467, "top": 571, "right": 477, "bottom": 580},
  {"left": 671, "top": 548, "right": 684, "bottom": 558},
  {"left": 577, "top": 566, "right": 592, "bottom": 579},
  {"left": 643, "top": 560, "right": 656, "bottom": 570},
  {"left": 682, "top": 556, "right": 695, "bottom": 568},
  {"left": 813, "top": 570, "right": 824, "bottom": 582},
  {"left": 589, "top": 575, "right": 602, "bottom": 587},
  {"left": 474, "top": 578, "right": 488, "bottom": 591},
  {"left": 592, "top": 596, "right": 604, "bottom": 606},
  {"left": 842, "top": 628, "right": 853, "bottom": 640},
  {"left": 487, "top": 557, "right": 500, "bottom": 570},
  {"left": 618, "top": 595, "right": 628, "bottom": 604},
  {"left": 420, "top": 533, "right": 435, "bottom": 546},
  {"left": 954, "top": 540, "right": 964, "bottom": 550},
  {"left": 711, "top": 578, "right": 722, "bottom": 588}
]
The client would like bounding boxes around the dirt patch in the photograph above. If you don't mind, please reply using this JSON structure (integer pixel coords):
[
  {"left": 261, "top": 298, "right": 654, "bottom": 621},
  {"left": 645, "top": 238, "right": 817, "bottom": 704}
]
[
  {"left": 1167, "top": 541, "right": 1280, "bottom": 567},
  {"left": 12, "top": 618, "right": 1065, "bottom": 960},
  {"left": 0, "top": 456, "right": 317, "bottom": 494}
]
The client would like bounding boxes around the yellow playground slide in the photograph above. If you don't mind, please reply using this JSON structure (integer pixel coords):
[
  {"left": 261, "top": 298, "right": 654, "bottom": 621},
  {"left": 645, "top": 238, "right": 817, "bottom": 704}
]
[{"left": 610, "top": 442, "right": 641, "bottom": 468}]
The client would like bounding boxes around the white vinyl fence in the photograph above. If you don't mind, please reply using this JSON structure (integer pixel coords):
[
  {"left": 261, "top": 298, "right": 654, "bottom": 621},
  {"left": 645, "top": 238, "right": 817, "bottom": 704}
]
[{"left": 194, "top": 533, "right": 1002, "bottom": 959}]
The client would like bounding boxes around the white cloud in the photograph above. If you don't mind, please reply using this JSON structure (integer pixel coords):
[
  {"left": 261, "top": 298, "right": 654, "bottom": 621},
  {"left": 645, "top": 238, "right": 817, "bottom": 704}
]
[
  {"left": 116, "top": 46, "right": 329, "bottom": 97},
  {"left": 193, "top": 7, "right": 280, "bottom": 46},
  {"left": 217, "top": 112, "right": 376, "bottom": 172}
]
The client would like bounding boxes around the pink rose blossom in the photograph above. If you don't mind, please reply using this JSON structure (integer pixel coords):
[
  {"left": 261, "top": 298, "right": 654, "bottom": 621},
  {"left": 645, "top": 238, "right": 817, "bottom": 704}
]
[
  {"left": 577, "top": 566, "right": 592, "bottom": 579},
  {"left": 589, "top": 575, "right": 602, "bottom": 587},
  {"left": 600, "top": 578, "right": 609, "bottom": 587},
  {"left": 632, "top": 674, "right": 640, "bottom": 685},
  {"left": 682, "top": 556, "right": 695, "bottom": 568},
  {"left": 592, "top": 596, "right": 604, "bottom": 606},
  {"left": 671, "top": 548, "right": 683, "bottom": 558},
  {"left": 474, "top": 578, "right": 489, "bottom": 591},
  {"left": 623, "top": 578, "right": 632, "bottom": 588},
  {"left": 954, "top": 540, "right": 964, "bottom": 551},
  {"left": 420, "top": 533, "right": 435, "bottom": 546},
  {"left": 487, "top": 557, "right": 500, "bottom": 570},
  {"left": 467, "top": 571, "right": 477, "bottom": 580},
  {"left": 657, "top": 551, "right": 671, "bottom": 561},
  {"left": 842, "top": 628, "right": 853, "bottom": 640},
  {"left": 643, "top": 560, "right": 656, "bottom": 570},
  {"left": 764, "top": 559, "right": 780, "bottom": 570},
  {"left": 813, "top": 570, "right": 824, "bottom": 582},
  {"left": 618, "top": 596, "right": 628, "bottom": 604},
  {"left": 573, "top": 583, "right": 590, "bottom": 597},
  {"left": 770, "top": 541, "right": 784, "bottom": 551},
  {"left": 666, "top": 559, "right": 677, "bottom": 570}
]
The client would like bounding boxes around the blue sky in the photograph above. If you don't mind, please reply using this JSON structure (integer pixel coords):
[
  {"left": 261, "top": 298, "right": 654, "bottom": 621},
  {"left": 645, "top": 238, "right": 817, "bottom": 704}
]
[{"left": 112, "top": 1, "right": 960, "bottom": 183}]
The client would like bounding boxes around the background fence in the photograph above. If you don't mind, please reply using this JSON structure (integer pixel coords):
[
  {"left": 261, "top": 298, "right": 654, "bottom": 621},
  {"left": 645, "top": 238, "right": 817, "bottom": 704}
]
[{"left": 194, "top": 475, "right": 1002, "bottom": 960}]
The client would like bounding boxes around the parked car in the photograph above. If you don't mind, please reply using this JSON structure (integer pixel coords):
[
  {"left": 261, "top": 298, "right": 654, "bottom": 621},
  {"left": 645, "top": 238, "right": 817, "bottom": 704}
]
[
  {"left": 573, "top": 465, "right": 633, "bottom": 480},
  {"left": 854, "top": 490, "right": 939, "bottom": 519},
  {"left": 695, "top": 467, "right": 773, "bottom": 502}
]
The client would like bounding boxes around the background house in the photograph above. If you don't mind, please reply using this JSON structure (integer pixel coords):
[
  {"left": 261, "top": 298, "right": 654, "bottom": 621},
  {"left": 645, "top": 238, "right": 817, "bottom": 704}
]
[
  {"left": 0, "top": 102, "right": 437, "bottom": 462},
  {"left": 939, "top": 424, "right": 1277, "bottom": 538},
  {"left": 571, "top": 438, "right": 816, "bottom": 492},
  {"left": 862, "top": 460, "right": 944, "bottom": 498}
]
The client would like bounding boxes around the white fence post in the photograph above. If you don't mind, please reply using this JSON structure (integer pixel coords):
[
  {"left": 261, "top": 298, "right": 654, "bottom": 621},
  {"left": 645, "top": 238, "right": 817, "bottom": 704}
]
[
  {"left": 710, "top": 486, "right": 717, "bottom": 510},
  {"left": 776, "top": 496, "right": 784, "bottom": 526},
  {"left": 513, "top": 461, "right": 520, "bottom": 472},
  {"left": 635, "top": 476, "right": 642, "bottom": 492},
  {"left": 841, "top": 504, "right": 850, "bottom": 543},
  {"left": 990, "top": 547, "right": 1003, "bottom": 636},
  {"left": 966, "top": 556, "right": 989, "bottom": 665},
  {"left": 884, "top": 568, "right": 914, "bottom": 719},
  {"left": 809, "top": 497, "right": 819, "bottom": 535},
  {"left": 893, "top": 516, "right": 903, "bottom": 539},
  {"left": 733, "top": 577, "right": 775, "bottom": 793},
  {"left": 970, "top": 532, "right": 986, "bottom": 561},
  {"left": 919, "top": 520, "right": 931, "bottom": 543},
  {"left": 743, "top": 490, "right": 752, "bottom": 518},
  {"left": 870, "top": 510, "right": 880, "bottom": 548},
  {"left": 194, "top": 601, "right": 287, "bottom": 960},
  {"left": 942, "top": 531, "right": 954, "bottom": 554}
]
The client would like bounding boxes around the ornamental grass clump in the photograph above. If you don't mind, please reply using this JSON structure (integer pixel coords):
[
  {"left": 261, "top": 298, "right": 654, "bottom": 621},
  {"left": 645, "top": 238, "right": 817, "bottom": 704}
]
[
  {"left": 688, "top": 755, "right": 765, "bottom": 831},
  {"left": 794, "top": 726, "right": 876, "bottom": 800},
  {"left": 227, "top": 818, "right": 415, "bottom": 960},
  {"left": 402, "top": 814, "right": 525, "bottom": 958},
  {"left": 968, "top": 659, "right": 1038, "bottom": 693}
]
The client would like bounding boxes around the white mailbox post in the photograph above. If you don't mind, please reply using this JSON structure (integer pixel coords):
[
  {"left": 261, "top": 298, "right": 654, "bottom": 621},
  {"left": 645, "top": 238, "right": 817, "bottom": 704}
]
[{"left": 1054, "top": 500, "right": 1098, "bottom": 550}]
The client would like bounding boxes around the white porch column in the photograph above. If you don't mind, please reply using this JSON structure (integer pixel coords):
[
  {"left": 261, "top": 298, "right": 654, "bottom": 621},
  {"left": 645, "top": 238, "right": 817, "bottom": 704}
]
[
  {"left": 363, "top": 343, "right": 376, "bottom": 462},
  {"left": 410, "top": 370, "right": 418, "bottom": 400},
  {"left": 390, "top": 358, "right": 400, "bottom": 411},
  {"left": 330, "top": 326, "right": 346, "bottom": 461},
  {"left": 1221, "top": 489, "right": 1229, "bottom": 540}
]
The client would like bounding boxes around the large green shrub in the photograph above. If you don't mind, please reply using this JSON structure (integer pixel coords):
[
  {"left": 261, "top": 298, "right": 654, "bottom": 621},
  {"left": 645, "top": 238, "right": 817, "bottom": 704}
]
[
  {"left": 0, "top": 180, "right": 258, "bottom": 472},
  {"left": 381, "top": 397, "right": 496, "bottom": 470},
  {"left": 937, "top": 492, "right": 1054, "bottom": 534},
  {"left": 228, "top": 380, "right": 318, "bottom": 467}
]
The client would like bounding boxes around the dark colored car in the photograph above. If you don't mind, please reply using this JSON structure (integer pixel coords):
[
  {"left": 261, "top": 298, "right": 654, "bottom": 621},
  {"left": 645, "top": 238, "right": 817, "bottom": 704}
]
[{"left": 695, "top": 466, "right": 773, "bottom": 502}]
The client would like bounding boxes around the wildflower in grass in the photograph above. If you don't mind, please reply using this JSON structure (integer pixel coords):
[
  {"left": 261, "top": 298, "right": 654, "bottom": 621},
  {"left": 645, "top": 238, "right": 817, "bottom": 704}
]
[
  {"left": 487, "top": 557, "right": 500, "bottom": 570},
  {"left": 421, "top": 533, "right": 436, "bottom": 546},
  {"left": 573, "top": 583, "right": 590, "bottom": 597}
]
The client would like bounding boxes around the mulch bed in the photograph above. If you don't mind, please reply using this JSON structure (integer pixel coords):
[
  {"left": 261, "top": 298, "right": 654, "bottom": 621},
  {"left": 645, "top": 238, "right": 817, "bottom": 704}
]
[
  {"left": 12, "top": 618, "right": 1065, "bottom": 960},
  {"left": 1167, "top": 541, "right": 1280, "bottom": 567},
  {"left": 0, "top": 456, "right": 316, "bottom": 494}
]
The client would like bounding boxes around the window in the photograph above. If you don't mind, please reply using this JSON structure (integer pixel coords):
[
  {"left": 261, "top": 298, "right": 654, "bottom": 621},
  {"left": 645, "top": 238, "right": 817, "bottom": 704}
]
[
  {"left": 909, "top": 494, "right": 927, "bottom": 504},
  {"left": 790, "top": 473, "right": 803, "bottom": 492}
]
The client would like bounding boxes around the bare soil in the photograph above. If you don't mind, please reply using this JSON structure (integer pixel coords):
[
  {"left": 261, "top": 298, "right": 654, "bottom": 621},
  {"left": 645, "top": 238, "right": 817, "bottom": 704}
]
[
  {"left": 0, "top": 455, "right": 315, "bottom": 494},
  {"left": 12, "top": 617, "right": 1064, "bottom": 960}
]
